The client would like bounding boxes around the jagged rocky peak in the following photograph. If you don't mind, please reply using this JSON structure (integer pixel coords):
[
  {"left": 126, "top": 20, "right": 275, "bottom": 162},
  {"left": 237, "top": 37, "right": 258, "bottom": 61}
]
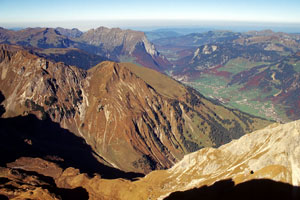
[
  {"left": 78, "top": 26, "right": 171, "bottom": 70},
  {"left": 189, "top": 44, "right": 219, "bottom": 66},
  {"left": 55, "top": 27, "right": 83, "bottom": 38},
  {"left": 81, "top": 26, "right": 149, "bottom": 54},
  {"left": 0, "top": 45, "right": 86, "bottom": 123},
  {"left": 202, "top": 44, "right": 218, "bottom": 54},
  {"left": 141, "top": 35, "right": 158, "bottom": 57}
]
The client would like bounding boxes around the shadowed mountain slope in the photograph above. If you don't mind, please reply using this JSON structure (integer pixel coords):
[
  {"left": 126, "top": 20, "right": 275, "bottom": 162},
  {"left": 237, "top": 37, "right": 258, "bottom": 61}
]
[{"left": 165, "top": 179, "right": 300, "bottom": 200}]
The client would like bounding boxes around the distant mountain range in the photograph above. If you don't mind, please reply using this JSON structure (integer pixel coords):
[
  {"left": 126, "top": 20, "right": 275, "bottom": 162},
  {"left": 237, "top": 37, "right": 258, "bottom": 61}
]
[
  {"left": 0, "top": 27, "right": 171, "bottom": 71},
  {"left": 152, "top": 30, "right": 300, "bottom": 121}
]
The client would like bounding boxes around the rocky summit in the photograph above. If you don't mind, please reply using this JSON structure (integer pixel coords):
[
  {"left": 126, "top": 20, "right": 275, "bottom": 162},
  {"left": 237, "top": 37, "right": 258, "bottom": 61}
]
[
  {"left": 85, "top": 120, "right": 300, "bottom": 200},
  {"left": 1, "top": 118, "right": 299, "bottom": 200},
  {"left": 0, "top": 45, "right": 270, "bottom": 175},
  {"left": 148, "top": 120, "right": 300, "bottom": 199},
  {"left": 66, "top": 120, "right": 300, "bottom": 199}
]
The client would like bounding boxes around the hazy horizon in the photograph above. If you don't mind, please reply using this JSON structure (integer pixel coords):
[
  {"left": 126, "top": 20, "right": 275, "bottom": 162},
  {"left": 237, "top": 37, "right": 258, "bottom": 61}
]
[
  {"left": 1, "top": 20, "right": 300, "bottom": 34},
  {"left": 1, "top": 0, "right": 300, "bottom": 33}
]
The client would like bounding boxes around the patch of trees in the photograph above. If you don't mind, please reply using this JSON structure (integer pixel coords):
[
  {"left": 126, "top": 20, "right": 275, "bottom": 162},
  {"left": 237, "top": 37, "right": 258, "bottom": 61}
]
[
  {"left": 229, "top": 120, "right": 245, "bottom": 139},
  {"left": 151, "top": 108, "right": 160, "bottom": 125},
  {"left": 69, "top": 88, "right": 83, "bottom": 106},
  {"left": 25, "top": 99, "right": 48, "bottom": 120},
  {"left": 44, "top": 96, "right": 58, "bottom": 106},
  {"left": 132, "top": 154, "right": 157, "bottom": 170},
  {"left": 179, "top": 132, "right": 201, "bottom": 152},
  {"left": 232, "top": 110, "right": 253, "bottom": 128},
  {"left": 46, "top": 78, "right": 58, "bottom": 95},
  {"left": 170, "top": 100, "right": 182, "bottom": 121},
  {"left": 206, "top": 115, "right": 231, "bottom": 147},
  {"left": 186, "top": 87, "right": 204, "bottom": 107}
]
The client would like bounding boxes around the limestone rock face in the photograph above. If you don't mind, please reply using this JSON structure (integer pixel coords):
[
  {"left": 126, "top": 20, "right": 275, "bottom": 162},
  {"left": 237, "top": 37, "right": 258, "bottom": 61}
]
[
  {"left": 128, "top": 120, "right": 300, "bottom": 199},
  {"left": 78, "top": 26, "right": 171, "bottom": 70},
  {"left": 55, "top": 27, "right": 83, "bottom": 38}
]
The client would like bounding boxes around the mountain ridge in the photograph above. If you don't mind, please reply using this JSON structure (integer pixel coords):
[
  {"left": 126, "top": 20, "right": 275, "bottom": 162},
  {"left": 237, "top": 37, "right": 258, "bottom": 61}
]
[
  {"left": 0, "top": 26, "right": 171, "bottom": 71},
  {"left": 0, "top": 45, "right": 270, "bottom": 174}
]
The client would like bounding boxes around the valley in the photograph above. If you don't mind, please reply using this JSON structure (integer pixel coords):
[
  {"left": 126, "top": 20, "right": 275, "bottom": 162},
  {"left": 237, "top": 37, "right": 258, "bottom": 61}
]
[{"left": 148, "top": 30, "right": 300, "bottom": 122}]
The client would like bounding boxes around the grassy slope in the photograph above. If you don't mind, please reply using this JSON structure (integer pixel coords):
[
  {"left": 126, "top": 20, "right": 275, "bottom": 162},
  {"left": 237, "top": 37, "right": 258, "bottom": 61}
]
[
  {"left": 121, "top": 62, "right": 271, "bottom": 148},
  {"left": 121, "top": 62, "right": 186, "bottom": 99},
  {"left": 182, "top": 58, "right": 287, "bottom": 122},
  {"left": 220, "top": 58, "right": 268, "bottom": 73}
]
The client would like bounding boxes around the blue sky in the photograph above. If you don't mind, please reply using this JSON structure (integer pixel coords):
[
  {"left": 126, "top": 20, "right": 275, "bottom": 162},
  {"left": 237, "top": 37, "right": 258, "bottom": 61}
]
[{"left": 0, "top": 0, "right": 300, "bottom": 30}]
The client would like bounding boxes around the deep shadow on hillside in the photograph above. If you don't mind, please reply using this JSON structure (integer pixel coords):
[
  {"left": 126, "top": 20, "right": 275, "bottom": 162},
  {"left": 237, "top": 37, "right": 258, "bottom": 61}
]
[
  {"left": 0, "top": 114, "right": 144, "bottom": 180},
  {"left": 35, "top": 48, "right": 108, "bottom": 70},
  {"left": 0, "top": 92, "right": 143, "bottom": 180},
  {"left": 165, "top": 179, "right": 300, "bottom": 200}
]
